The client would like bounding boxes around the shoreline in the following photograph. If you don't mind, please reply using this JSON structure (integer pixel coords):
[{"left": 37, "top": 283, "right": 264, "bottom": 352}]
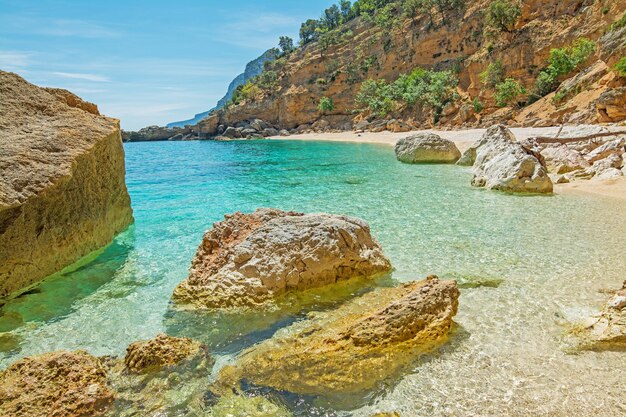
[{"left": 279, "top": 127, "right": 626, "bottom": 201}]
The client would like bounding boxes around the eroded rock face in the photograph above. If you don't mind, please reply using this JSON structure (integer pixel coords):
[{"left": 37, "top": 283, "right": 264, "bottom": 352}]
[
  {"left": 124, "top": 333, "right": 206, "bottom": 373},
  {"left": 216, "top": 276, "right": 459, "bottom": 395},
  {"left": 540, "top": 144, "right": 590, "bottom": 174},
  {"left": 0, "top": 350, "right": 115, "bottom": 417},
  {"left": 395, "top": 133, "right": 461, "bottom": 164},
  {"left": 579, "top": 282, "right": 626, "bottom": 349},
  {"left": 0, "top": 71, "right": 133, "bottom": 297},
  {"left": 469, "top": 125, "right": 553, "bottom": 193},
  {"left": 173, "top": 209, "right": 391, "bottom": 309}
]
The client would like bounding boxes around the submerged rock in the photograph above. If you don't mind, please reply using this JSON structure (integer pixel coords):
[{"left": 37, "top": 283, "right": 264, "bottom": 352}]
[
  {"left": 106, "top": 334, "right": 214, "bottom": 416},
  {"left": 216, "top": 276, "right": 459, "bottom": 395},
  {"left": 124, "top": 333, "right": 207, "bottom": 373},
  {"left": 209, "top": 394, "right": 292, "bottom": 417},
  {"left": 173, "top": 208, "right": 391, "bottom": 309},
  {"left": 578, "top": 281, "right": 626, "bottom": 349},
  {"left": 395, "top": 133, "right": 461, "bottom": 164},
  {"left": 469, "top": 125, "right": 553, "bottom": 193},
  {"left": 0, "top": 71, "right": 133, "bottom": 297},
  {"left": 0, "top": 350, "right": 115, "bottom": 417}
]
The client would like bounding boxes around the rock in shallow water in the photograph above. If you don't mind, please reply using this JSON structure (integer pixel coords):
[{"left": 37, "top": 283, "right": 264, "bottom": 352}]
[
  {"left": 215, "top": 276, "right": 459, "bottom": 395},
  {"left": 172, "top": 208, "right": 392, "bottom": 309},
  {"left": 0, "top": 350, "right": 115, "bottom": 417},
  {"left": 395, "top": 133, "right": 461, "bottom": 164},
  {"left": 124, "top": 333, "right": 207, "bottom": 373},
  {"left": 466, "top": 125, "right": 553, "bottom": 193},
  {"left": 578, "top": 281, "right": 626, "bottom": 349}
]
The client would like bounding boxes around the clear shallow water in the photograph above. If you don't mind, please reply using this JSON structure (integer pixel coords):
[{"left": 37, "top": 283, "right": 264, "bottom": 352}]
[{"left": 1, "top": 140, "right": 625, "bottom": 416}]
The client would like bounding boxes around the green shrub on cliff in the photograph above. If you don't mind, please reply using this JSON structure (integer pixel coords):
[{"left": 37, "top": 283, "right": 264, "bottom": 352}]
[
  {"left": 479, "top": 59, "right": 506, "bottom": 88},
  {"left": 356, "top": 68, "right": 458, "bottom": 119},
  {"left": 614, "top": 57, "right": 626, "bottom": 76},
  {"left": 494, "top": 78, "right": 525, "bottom": 107},
  {"left": 531, "top": 38, "right": 596, "bottom": 99},
  {"left": 318, "top": 97, "right": 335, "bottom": 113},
  {"left": 485, "top": 0, "right": 521, "bottom": 33}
]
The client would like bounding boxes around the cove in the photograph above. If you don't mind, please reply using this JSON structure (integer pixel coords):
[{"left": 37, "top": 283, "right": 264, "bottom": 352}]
[{"left": 1, "top": 140, "right": 625, "bottom": 415}]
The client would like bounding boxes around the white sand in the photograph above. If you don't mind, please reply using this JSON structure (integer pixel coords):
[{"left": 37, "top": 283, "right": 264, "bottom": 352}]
[{"left": 279, "top": 126, "right": 626, "bottom": 200}]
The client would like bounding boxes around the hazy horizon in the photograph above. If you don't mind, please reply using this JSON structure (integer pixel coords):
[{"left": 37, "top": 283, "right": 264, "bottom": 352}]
[{"left": 0, "top": 0, "right": 330, "bottom": 130}]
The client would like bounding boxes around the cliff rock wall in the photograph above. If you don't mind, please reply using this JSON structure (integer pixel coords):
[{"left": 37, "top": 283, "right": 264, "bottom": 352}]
[
  {"left": 0, "top": 71, "right": 134, "bottom": 298},
  {"left": 207, "top": 0, "right": 625, "bottom": 131}
]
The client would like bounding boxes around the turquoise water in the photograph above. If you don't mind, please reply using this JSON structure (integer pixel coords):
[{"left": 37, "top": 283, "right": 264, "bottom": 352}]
[{"left": 1, "top": 140, "right": 625, "bottom": 416}]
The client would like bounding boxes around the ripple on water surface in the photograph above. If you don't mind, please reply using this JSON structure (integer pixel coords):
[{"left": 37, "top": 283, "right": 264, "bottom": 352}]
[{"left": 1, "top": 140, "right": 625, "bottom": 416}]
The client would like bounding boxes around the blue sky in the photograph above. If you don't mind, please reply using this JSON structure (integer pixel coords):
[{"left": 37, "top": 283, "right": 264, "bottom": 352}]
[{"left": 0, "top": 0, "right": 331, "bottom": 129}]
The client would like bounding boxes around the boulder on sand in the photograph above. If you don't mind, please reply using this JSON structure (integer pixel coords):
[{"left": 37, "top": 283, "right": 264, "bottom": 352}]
[
  {"left": 467, "top": 125, "right": 553, "bottom": 193},
  {"left": 0, "top": 350, "right": 115, "bottom": 417},
  {"left": 395, "top": 133, "right": 461, "bottom": 164},
  {"left": 215, "top": 276, "right": 459, "bottom": 395},
  {"left": 172, "top": 209, "right": 391, "bottom": 309}
]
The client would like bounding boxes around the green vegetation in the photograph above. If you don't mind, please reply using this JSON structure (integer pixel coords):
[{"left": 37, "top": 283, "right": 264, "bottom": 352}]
[
  {"left": 532, "top": 38, "right": 596, "bottom": 99},
  {"left": 472, "top": 97, "right": 484, "bottom": 113},
  {"left": 356, "top": 68, "right": 458, "bottom": 120},
  {"left": 494, "top": 78, "right": 525, "bottom": 107},
  {"left": 479, "top": 59, "right": 506, "bottom": 88},
  {"left": 614, "top": 57, "right": 626, "bottom": 76},
  {"left": 229, "top": 81, "right": 262, "bottom": 106},
  {"left": 485, "top": 0, "right": 521, "bottom": 33},
  {"left": 278, "top": 36, "right": 294, "bottom": 55},
  {"left": 318, "top": 97, "right": 335, "bottom": 113},
  {"left": 609, "top": 13, "right": 626, "bottom": 32}
]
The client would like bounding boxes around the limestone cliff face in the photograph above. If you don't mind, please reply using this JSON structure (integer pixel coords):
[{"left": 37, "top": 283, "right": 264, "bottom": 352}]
[
  {"left": 206, "top": 0, "right": 625, "bottom": 131},
  {"left": 0, "top": 71, "right": 133, "bottom": 298}
]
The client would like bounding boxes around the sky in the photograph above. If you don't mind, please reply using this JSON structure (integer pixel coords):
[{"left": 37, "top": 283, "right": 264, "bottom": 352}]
[{"left": 0, "top": 0, "right": 331, "bottom": 130}]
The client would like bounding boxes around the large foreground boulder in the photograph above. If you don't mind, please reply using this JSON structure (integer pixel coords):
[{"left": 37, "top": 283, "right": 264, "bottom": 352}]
[
  {"left": 466, "top": 125, "right": 553, "bottom": 193},
  {"left": 0, "top": 350, "right": 115, "bottom": 417},
  {"left": 0, "top": 71, "right": 133, "bottom": 297},
  {"left": 173, "top": 209, "right": 391, "bottom": 309},
  {"left": 395, "top": 133, "right": 461, "bottom": 164},
  {"left": 216, "top": 276, "right": 459, "bottom": 395}
]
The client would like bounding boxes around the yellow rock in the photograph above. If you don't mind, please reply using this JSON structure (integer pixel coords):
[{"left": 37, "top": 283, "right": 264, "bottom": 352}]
[{"left": 216, "top": 276, "right": 459, "bottom": 395}]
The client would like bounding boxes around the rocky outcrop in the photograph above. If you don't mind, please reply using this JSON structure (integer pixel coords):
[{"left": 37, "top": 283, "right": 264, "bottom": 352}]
[
  {"left": 394, "top": 133, "right": 461, "bottom": 164},
  {"left": 579, "top": 281, "right": 626, "bottom": 350},
  {"left": 121, "top": 125, "right": 198, "bottom": 142},
  {"left": 216, "top": 276, "right": 459, "bottom": 395},
  {"left": 189, "top": 0, "right": 626, "bottom": 132},
  {"left": 540, "top": 144, "right": 591, "bottom": 174},
  {"left": 173, "top": 209, "right": 391, "bottom": 309},
  {"left": 124, "top": 333, "right": 207, "bottom": 373},
  {"left": 0, "top": 350, "right": 115, "bottom": 417},
  {"left": 0, "top": 71, "right": 133, "bottom": 298},
  {"left": 468, "top": 125, "right": 553, "bottom": 193}
]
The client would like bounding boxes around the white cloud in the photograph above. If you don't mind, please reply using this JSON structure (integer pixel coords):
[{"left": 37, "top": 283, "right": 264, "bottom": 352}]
[
  {"left": 0, "top": 50, "right": 32, "bottom": 70},
  {"left": 52, "top": 72, "right": 111, "bottom": 82}
]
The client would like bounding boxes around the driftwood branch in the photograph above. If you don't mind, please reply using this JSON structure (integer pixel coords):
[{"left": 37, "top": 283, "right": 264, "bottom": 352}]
[{"left": 531, "top": 130, "right": 626, "bottom": 144}]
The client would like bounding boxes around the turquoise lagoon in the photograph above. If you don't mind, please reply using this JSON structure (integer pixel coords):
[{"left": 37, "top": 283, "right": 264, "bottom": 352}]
[{"left": 1, "top": 140, "right": 625, "bottom": 416}]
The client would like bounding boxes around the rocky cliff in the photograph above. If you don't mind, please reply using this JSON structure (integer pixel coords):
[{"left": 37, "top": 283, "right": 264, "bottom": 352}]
[
  {"left": 0, "top": 71, "right": 133, "bottom": 298},
  {"left": 197, "top": 0, "right": 626, "bottom": 134},
  {"left": 166, "top": 48, "right": 279, "bottom": 128}
]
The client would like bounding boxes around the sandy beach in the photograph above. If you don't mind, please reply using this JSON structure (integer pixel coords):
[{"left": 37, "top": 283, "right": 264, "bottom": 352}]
[{"left": 283, "top": 127, "right": 626, "bottom": 201}]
